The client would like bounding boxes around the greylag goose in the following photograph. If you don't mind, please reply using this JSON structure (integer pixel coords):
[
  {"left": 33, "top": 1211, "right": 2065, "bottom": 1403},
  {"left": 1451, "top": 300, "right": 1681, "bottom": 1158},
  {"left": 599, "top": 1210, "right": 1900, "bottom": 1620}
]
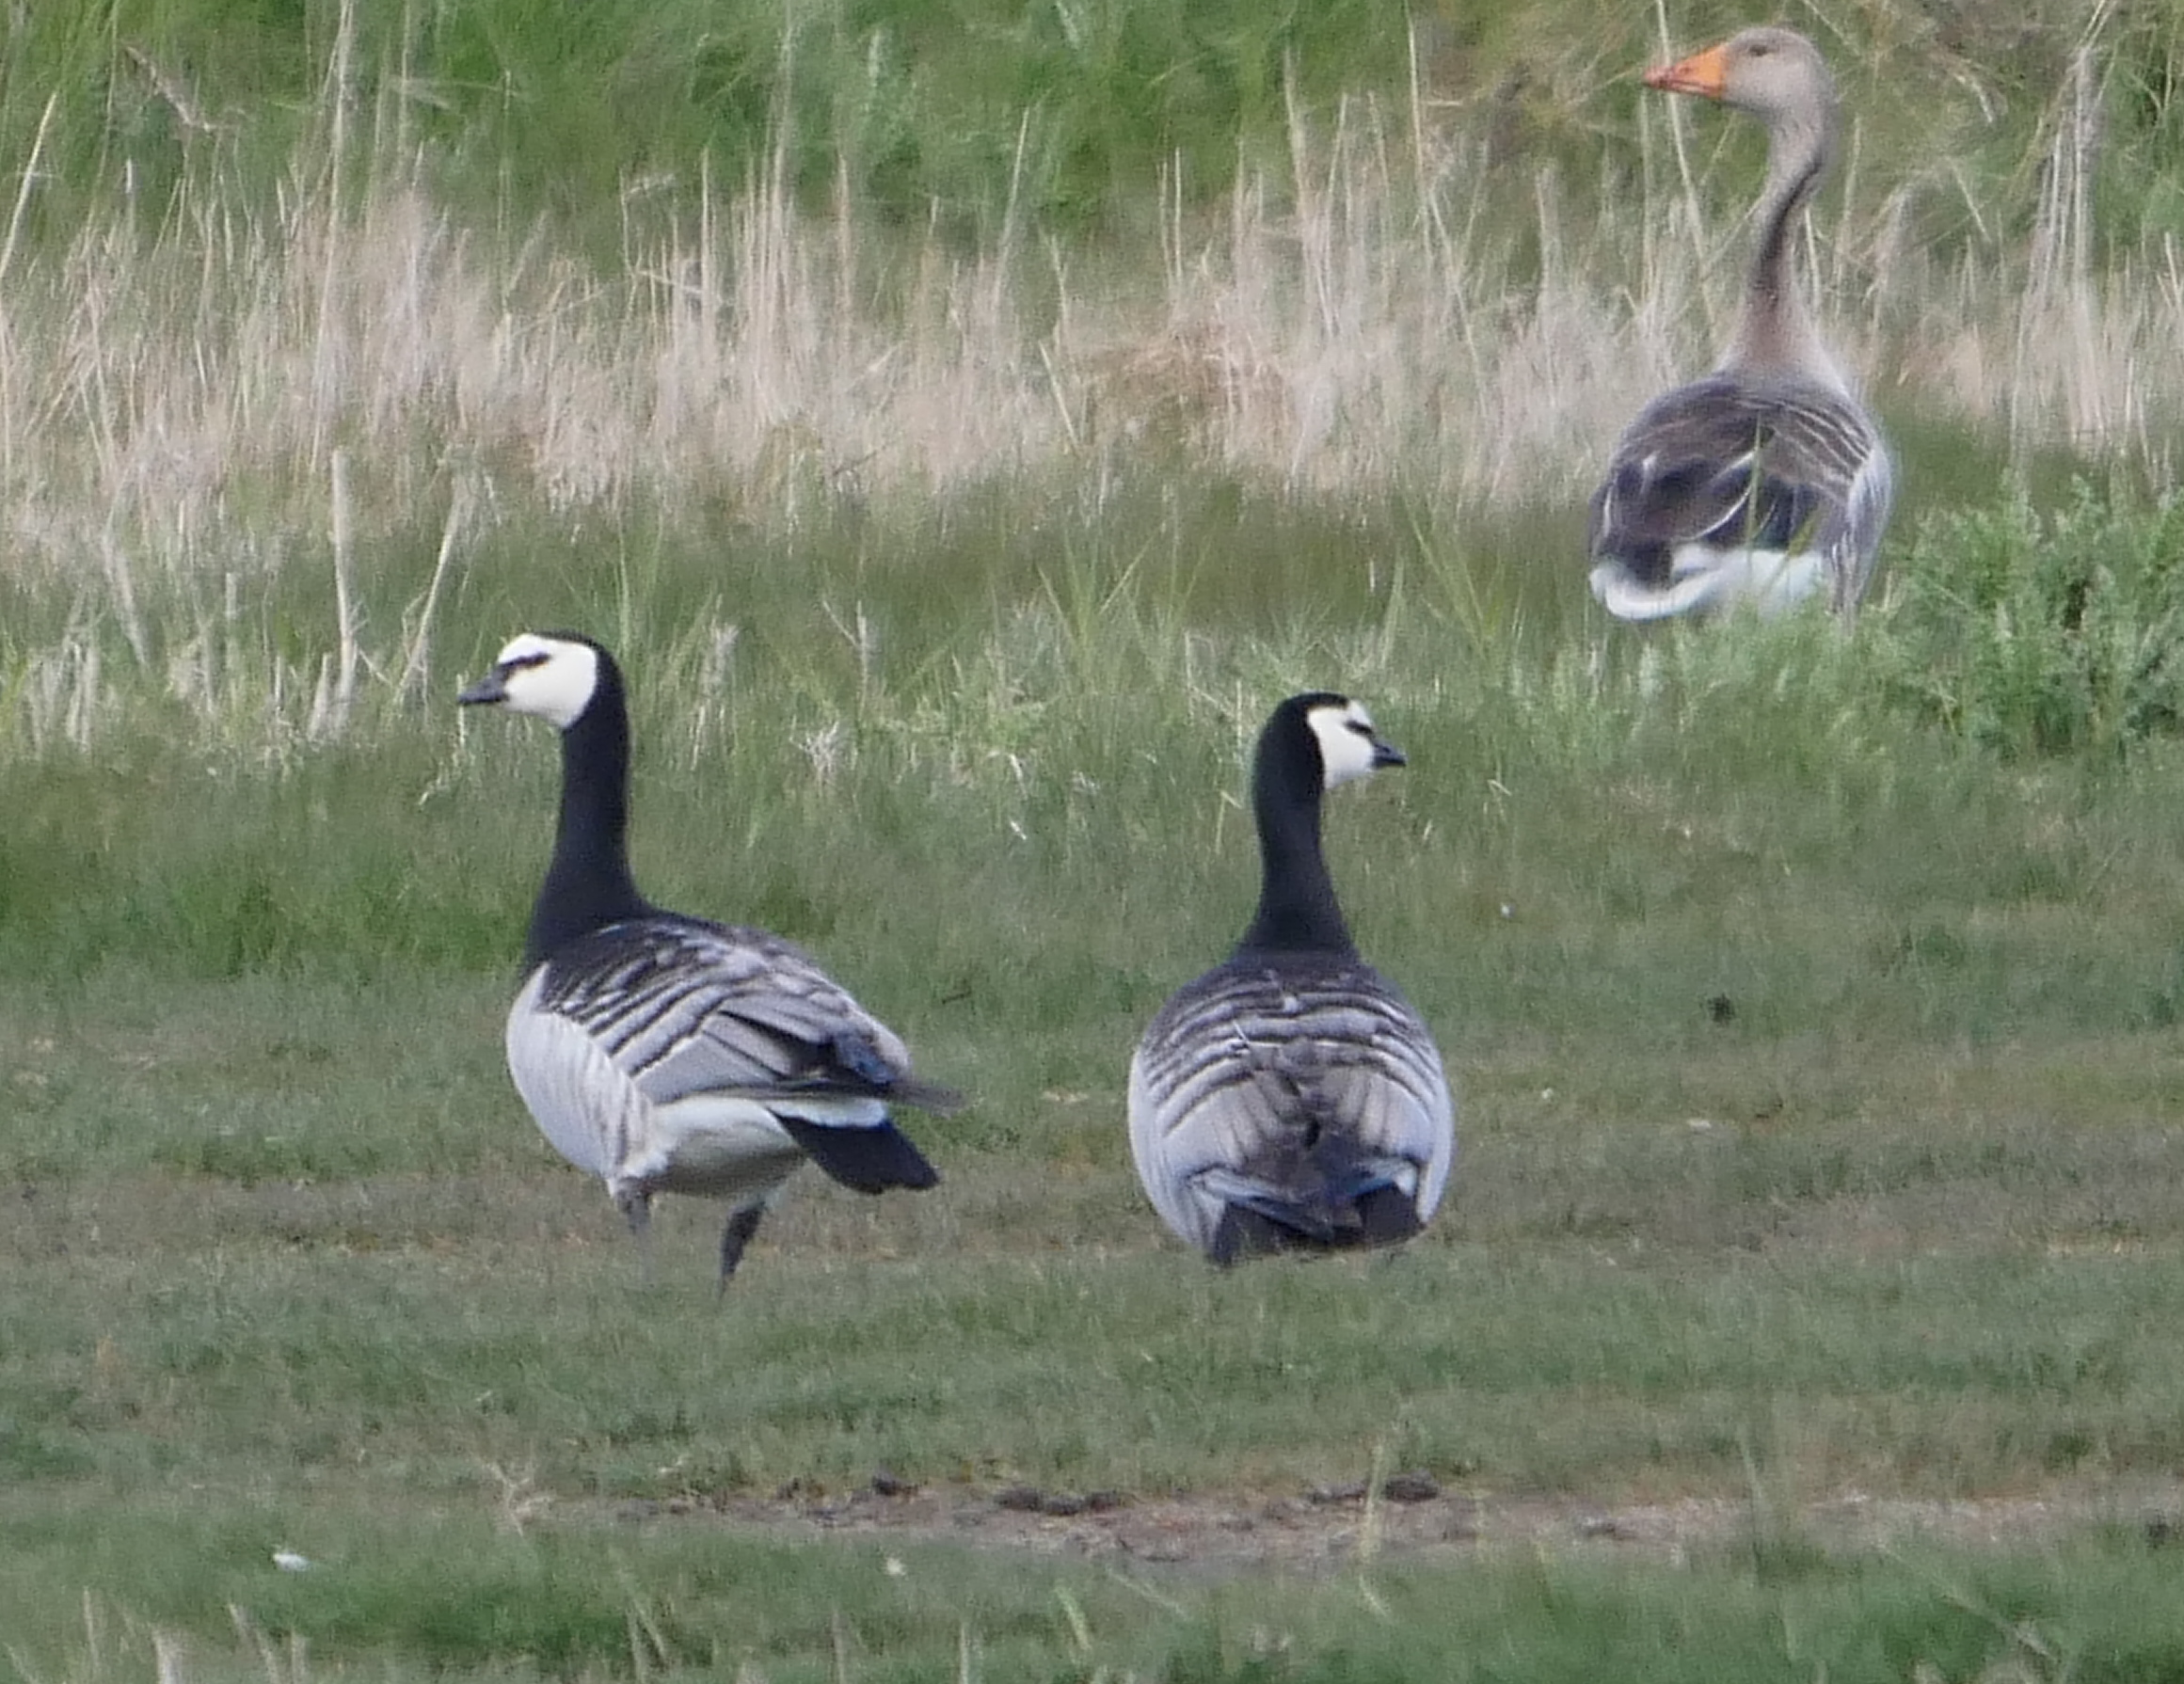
[
  {"left": 1127, "top": 694, "right": 1457, "bottom": 1264},
  {"left": 1590, "top": 26, "right": 1893, "bottom": 621},
  {"left": 458, "top": 631, "right": 957, "bottom": 1288}
]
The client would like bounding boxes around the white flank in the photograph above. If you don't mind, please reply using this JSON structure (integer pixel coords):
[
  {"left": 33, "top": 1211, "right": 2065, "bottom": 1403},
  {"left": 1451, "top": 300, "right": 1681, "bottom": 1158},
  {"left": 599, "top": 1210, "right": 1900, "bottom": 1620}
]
[{"left": 1592, "top": 543, "right": 1824, "bottom": 622}]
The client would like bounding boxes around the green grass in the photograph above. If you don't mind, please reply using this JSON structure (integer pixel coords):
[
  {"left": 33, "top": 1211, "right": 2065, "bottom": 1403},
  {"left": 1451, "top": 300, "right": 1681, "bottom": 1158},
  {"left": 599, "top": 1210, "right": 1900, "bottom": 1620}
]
[
  {"left": 10, "top": 0, "right": 2183, "bottom": 251},
  {"left": 14, "top": 1509, "right": 2184, "bottom": 1683},
  {"left": 7, "top": 3, "right": 2184, "bottom": 1676},
  {"left": 8, "top": 463, "right": 2184, "bottom": 1674}
]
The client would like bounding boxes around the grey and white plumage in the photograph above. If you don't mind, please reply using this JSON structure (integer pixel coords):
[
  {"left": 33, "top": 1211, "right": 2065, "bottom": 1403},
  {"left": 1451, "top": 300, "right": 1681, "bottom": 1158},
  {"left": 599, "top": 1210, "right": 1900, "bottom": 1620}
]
[
  {"left": 458, "top": 631, "right": 954, "bottom": 1287},
  {"left": 1590, "top": 26, "right": 1894, "bottom": 622},
  {"left": 1127, "top": 694, "right": 1457, "bottom": 1264}
]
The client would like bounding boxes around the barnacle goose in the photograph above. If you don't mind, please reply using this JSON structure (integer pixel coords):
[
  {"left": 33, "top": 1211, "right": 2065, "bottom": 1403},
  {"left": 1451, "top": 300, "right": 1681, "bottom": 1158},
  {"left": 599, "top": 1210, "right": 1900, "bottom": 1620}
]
[
  {"left": 1127, "top": 694, "right": 1457, "bottom": 1264},
  {"left": 1590, "top": 27, "right": 1893, "bottom": 622},
  {"left": 458, "top": 631, "right": 955, "bottom": 1287}
]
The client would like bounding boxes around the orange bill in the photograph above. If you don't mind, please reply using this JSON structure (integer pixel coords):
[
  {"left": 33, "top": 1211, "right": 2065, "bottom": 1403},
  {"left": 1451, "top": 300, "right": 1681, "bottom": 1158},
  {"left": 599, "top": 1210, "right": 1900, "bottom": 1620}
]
[{"left": 1644, "top": 41, "right": 1730, "bottom": 98}]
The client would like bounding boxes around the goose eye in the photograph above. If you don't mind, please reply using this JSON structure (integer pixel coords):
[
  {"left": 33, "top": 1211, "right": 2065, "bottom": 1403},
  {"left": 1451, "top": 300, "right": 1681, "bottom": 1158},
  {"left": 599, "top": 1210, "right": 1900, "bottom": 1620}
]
[{"left": 502, "top": 652, "right": 552, "bottom": 675}]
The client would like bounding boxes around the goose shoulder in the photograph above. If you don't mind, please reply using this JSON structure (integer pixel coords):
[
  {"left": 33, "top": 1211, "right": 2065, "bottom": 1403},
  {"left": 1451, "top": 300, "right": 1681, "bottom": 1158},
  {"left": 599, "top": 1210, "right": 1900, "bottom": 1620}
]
[
  {"left": 517, "top": 913, "right": 924, "bottom": 1109},
  {"left": 1136, "top": 957, "right": 1446, "bottom": 1107}
]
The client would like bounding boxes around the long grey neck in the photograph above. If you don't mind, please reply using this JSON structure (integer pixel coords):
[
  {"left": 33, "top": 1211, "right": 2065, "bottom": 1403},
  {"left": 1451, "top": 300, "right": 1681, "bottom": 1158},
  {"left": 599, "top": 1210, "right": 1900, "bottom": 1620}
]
[{"left": 1725, "top": 103, "right": 1841, "bottom": 389}]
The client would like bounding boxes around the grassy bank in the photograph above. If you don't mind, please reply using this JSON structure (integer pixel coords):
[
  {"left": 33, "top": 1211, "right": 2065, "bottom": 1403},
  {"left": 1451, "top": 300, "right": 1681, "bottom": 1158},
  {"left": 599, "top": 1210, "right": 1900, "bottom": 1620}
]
[
  {"left": 0, "top": 0, "right": 2179, "bottom": 690},
  {"left": 11, "top": 0, "right": 2184, "bottom": 245}
]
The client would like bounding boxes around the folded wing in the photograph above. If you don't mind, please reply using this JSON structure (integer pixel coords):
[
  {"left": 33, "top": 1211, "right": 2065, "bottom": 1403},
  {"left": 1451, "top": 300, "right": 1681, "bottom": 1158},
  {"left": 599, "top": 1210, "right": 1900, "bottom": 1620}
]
[
  {"left": 1129, "top": 960, "right": 1455, "bottom": 1261},
  {"left": 511, "top": 916, "right": 948, "bottom": 1201},
  {"left": 1589, "top": 373, "right": 1892, "bottom": 620}
]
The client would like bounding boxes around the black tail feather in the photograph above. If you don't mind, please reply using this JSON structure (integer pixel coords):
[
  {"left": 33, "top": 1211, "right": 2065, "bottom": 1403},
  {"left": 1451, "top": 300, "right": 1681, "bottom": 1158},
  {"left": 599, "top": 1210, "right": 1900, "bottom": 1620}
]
[
  {"left": 1208, "top": 1186, "right": 1424, "bottom": 1265},
  {"left": 778, "top": 1117, "right": 941, "bottom": 1194},
  {"left": 1351, "top": 1185, "right": 1427, "bottom": 1247}
]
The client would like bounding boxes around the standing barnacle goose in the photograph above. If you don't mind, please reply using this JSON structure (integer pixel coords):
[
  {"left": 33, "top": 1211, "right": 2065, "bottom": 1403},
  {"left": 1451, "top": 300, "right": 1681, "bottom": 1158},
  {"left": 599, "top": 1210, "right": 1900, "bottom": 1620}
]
[
  {"left": 457, "top": 631, "right": 955, "bottom": 1288},
  {"left": 1127, "top": 694, "right": 1456, "bottom": 1264},
  {"left": 1589, "top": 26, "right": 1893, "bottom": 622}
]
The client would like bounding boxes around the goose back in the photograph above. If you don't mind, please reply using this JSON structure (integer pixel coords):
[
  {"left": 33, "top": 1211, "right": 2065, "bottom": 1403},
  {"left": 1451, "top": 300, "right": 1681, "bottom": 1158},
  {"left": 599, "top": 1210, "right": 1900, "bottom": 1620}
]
[
  {"left": 1590, "top": 371, "right": 1894, "bottom": 619},
  {"left": 1129, "top": 952, "right": 1454, "bottom": 1263},
  {"left": 1127, "top": 694, "right": 1456, "bottom": 1263}
]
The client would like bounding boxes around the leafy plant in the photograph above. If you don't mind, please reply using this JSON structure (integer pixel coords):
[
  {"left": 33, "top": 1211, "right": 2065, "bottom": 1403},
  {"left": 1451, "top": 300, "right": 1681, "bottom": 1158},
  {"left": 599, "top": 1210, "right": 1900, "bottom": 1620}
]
[{"left": 1877, "top": 484, "right": 2184, "bottom": 756}]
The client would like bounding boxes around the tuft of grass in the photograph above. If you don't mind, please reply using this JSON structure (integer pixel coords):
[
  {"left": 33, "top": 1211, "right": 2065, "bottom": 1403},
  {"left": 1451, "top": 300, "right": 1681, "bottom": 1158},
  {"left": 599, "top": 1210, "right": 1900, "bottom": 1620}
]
[
  {"left": 14, "top": 1503, "right": 2184, "bottom": 1681},
  {"left": 1876, "top": 483, "right": 2184, "bottom": 756}
]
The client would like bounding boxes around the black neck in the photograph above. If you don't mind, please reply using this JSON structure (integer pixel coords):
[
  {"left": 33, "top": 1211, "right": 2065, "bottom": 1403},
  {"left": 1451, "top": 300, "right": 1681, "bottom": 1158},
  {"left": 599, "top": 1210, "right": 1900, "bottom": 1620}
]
[
  {"left": 524, "top": 679, "right": 653, "bottom": 968},
  {"left": 1235, "top": 754, "right": 1355, "bottom": 959}
]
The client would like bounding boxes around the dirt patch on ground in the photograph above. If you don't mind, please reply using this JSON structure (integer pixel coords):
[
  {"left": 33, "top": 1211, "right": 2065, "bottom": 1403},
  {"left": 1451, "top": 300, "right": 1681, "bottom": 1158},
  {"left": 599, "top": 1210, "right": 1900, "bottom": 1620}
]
[{"left": 606, "top": 1474, "right": 2184, "bottom": 1576}]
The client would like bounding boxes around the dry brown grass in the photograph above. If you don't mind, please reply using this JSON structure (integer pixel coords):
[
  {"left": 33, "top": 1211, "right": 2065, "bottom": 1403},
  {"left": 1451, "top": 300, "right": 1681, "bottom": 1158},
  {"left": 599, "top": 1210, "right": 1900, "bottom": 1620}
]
[
  {"left": 0, "top": 64, "right": 2176, "bottom": 594},
  {"left": 0, "top": 10, "right": 2177, "bottom": 758}
]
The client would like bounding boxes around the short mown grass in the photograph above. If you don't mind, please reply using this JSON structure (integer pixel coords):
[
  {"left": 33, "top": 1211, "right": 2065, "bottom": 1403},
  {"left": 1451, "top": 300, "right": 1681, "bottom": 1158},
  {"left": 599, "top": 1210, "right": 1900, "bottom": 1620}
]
[
  {"left": 8, "top": 460, "right": 2184, "bottom": 1676},
  {"left": 15, "top": 1505, "right": 2184, "bottom": 1684}
]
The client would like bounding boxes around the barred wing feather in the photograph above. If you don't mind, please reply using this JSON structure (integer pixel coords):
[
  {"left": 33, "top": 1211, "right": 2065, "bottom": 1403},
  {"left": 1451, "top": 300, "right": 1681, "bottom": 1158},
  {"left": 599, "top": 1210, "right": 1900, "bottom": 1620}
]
[
  {"left": 1590, "top": 373, "right": 1891, "bottom": 617},
  {"left": 1129, "top": 961, "right": 1455, "bottom": 1257},
  {"left": 507, "top": 915, "right": 951, "bottom": 1211},
  {"left": 532, "top": 919, "right": 919, "bottom": 1117}
]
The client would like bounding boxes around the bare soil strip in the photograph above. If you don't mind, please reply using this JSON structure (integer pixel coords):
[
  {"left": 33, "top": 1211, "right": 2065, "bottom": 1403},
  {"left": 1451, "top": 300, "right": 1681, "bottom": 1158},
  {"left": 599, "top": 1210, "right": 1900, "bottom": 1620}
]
[{"left": 606, "top": 1475, "right": 2184, "bottom": 1575}]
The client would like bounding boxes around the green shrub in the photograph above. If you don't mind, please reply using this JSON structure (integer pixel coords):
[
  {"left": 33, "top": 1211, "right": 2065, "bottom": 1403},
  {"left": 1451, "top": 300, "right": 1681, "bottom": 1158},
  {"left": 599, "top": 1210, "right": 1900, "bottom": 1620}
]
[{"left": 1878, "top": 484, "right": 2184, "bottom": 756}]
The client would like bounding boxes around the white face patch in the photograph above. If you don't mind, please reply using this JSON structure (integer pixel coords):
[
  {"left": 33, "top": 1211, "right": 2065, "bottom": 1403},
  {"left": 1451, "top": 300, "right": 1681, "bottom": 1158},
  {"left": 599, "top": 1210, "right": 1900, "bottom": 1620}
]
[
  {"left": 486, "top": 633, "right": 600, "bottom": 730},
  {"left": 1308, "top": 699, "right": 1386, "bottom": 789}
]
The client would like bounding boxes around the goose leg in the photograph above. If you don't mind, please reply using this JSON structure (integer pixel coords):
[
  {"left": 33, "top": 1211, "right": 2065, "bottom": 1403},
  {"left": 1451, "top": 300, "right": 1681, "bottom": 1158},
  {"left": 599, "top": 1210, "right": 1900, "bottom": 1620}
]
[
  {"left": 717, "top": 1203, "right": 767, "bottom": 1295},
  {"left": 621, "top": 1192, "right": 656, "bottom": 1287}
]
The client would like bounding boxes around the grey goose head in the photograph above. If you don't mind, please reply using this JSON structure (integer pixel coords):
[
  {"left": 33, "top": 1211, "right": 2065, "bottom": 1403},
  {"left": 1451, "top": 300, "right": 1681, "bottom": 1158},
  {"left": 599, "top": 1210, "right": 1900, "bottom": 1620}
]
[
  {"left": 1644, "top": 24, "right": 1845, "bottom": 374},
  {"left": 1644, "top": 26, "right": 1838, "bottom": 133}
]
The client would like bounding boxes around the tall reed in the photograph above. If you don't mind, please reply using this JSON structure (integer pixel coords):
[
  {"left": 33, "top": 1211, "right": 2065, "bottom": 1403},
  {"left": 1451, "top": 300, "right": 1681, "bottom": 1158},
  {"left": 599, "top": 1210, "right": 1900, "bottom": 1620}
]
[{"left": 0, "top": 17, "right": 2177, "bottom": 752}]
